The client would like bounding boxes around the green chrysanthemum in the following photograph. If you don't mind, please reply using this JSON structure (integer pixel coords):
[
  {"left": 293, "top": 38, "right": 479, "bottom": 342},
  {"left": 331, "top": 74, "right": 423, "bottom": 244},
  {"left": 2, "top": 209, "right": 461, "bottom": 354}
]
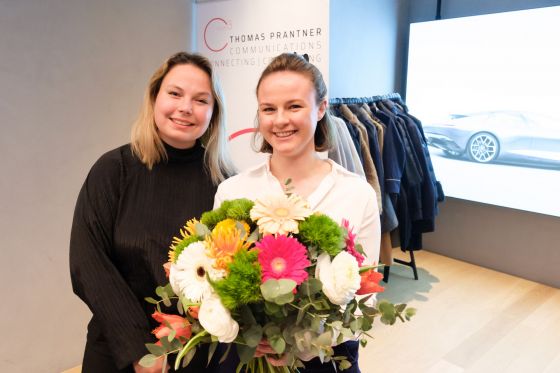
[
  {"left": 297, "top": 214, "right": 344, "bottom": 256},
  {"left": 211, "top": 249, "right": 262, "bottom": 310},
  {"left": 201, "top": 199, "right": 255, "bottom": 230}
]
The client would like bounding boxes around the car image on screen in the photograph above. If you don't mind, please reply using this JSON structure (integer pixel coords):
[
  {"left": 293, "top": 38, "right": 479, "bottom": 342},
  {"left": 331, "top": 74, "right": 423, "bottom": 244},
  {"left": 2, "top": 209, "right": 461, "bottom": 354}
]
[{"left": 423, "top": 111, "right": 560, "bottom": 167}]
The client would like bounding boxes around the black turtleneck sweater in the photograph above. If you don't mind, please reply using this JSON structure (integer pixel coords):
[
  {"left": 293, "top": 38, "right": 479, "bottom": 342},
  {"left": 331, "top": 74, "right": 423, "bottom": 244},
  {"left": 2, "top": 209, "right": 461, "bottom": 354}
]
[{"left": 70, "top": 142, "right": 217, "bottom": 370}]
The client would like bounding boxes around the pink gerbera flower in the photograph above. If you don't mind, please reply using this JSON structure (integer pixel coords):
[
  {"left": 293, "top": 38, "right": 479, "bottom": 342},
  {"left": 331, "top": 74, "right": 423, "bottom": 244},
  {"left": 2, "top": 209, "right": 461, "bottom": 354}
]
[
  {"left": 342, "top": 219, "right": 365, "bottom": 266},
  {"left": 256, "top": 235, "right": 310, "bottom": 284}
]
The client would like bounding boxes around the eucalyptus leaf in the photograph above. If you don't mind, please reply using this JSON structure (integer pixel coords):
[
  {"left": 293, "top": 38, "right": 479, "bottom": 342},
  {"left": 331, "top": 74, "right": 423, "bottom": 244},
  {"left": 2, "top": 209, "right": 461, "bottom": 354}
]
[
  {"left": 269, "top": 335, "right": 286, "bottom": 354},
  {"left": 236, "top": 344, "right": 257, "bottom": 364},
  {"left": 339, "top": 359, "right": 352, "bottom": 370},
  {"left": 316, "top": 331, "right": 333, "bottom": 347},
  {"left": 145, "top": 343, "right": 165, "bottom": 356},
  {"left": 167, "top": 329, "right": 176, "bottom": 342},
  {"left": 138, "top": 354, "right": 157, "bottom": 367},
  {"left": 195, "top": 222, "right": 211, "bottom": 237},
  {"left": 243, "top": 324, "right": 263, "bottom": 347},
  {"left": 160, "top": 335, "right": 172, "bottom": 351},
  {"left": 155, "top": 286, "right": 165, "bottom": 299},
  {"left": 405, "top": 307, "right": 417, "bottom": 320},
  {"left": 274, "top": 291, "right": 294, "bottom": 305},
  {"left": 300, "top": 278, "right": 322, "bottom": 296}
]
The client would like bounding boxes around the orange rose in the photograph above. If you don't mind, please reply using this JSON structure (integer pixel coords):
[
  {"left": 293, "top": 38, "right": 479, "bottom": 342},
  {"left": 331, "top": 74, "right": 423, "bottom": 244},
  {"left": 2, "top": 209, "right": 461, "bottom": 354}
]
[
  {"left": 356, "top": 269, "right": 385, "bottom": 295},
  {"left": 151, "top": 311, "right": 192, "bottom": 342}
]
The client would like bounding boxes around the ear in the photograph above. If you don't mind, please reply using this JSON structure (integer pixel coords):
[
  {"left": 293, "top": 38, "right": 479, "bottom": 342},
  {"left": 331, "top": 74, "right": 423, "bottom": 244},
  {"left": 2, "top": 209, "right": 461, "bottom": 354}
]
[{"left": 317, "top": 99, "right": 327, "bottom": 121}]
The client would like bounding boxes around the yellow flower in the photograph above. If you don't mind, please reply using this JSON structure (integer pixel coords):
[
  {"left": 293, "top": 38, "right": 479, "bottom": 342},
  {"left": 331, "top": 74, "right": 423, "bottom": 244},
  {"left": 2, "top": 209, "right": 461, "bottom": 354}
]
[
  {"left": 168, "top": 219, "right": 199, "bottom": 263},
  {"left": 250, "top": 194, "right": 312, "bottom": 236},
  {"left": 206, "top": 219, "right": 252, "bottom": 271}
]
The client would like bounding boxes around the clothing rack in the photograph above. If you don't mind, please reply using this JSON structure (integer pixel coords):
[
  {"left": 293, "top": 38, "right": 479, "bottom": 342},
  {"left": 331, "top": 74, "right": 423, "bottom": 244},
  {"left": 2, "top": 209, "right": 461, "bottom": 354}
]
[
  {"left": 328, "top": 92, "right": 404, "bottom": 106},
  {"left": 329, "top": 92, "right": 427, "bottom": 283}
]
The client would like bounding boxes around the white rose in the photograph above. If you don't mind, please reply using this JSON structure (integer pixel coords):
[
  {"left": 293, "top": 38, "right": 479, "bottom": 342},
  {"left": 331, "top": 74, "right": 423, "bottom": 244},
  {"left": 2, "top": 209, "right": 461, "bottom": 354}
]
[
  {"left": 198, "top": 294, "right": 239, "bottom": 343},
  {"left": 315, "top": 252, "right": 361, "bottom": 305}
]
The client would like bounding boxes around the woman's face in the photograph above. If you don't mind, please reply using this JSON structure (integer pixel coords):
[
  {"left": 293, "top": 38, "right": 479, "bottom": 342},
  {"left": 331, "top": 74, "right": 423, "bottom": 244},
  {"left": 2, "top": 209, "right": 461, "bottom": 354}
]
[
  {"left": 257, "top": 71, "right": 326, "bottom": 159},
  {"left": 154, "top": 64, "right": 214, "bottom": 149}
]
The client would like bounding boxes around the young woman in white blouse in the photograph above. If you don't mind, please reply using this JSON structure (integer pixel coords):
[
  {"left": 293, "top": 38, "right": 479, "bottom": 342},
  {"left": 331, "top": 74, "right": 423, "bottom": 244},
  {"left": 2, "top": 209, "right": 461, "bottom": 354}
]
[{"left": 215, "top": 53, "right": 380, "bottom": 373}]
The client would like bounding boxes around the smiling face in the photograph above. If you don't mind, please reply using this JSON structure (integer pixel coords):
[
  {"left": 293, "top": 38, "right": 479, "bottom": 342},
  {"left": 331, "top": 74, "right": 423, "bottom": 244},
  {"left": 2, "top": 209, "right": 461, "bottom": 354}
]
[
  {"left": 154, "top": 64, "right": 214, "bottom": 149},
  {"left": 257, "top": 70, "right": 326, "bottom": 159}
]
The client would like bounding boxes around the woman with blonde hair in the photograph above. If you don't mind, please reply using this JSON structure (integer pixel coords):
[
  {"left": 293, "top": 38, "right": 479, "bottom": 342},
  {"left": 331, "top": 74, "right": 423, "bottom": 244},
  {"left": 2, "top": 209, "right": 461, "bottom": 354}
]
[{"left": 70, "top": 51, "right": 235, "bottom": 373}]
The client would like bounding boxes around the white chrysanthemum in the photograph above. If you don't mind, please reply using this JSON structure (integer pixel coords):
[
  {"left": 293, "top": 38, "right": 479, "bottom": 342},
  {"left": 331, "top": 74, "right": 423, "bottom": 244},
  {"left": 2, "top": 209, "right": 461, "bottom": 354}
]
[
  {"left": 315, "top": 252, "right": 361, "bottom": 305},
  {"left": 198, "top": 294, "right": 239, "bottom": 343},
  {"left": 250, "top": 193, "right": 312, "bottom": 236},
  {"left": 169, "top": 241, "right": 225, "bottom": 302}
]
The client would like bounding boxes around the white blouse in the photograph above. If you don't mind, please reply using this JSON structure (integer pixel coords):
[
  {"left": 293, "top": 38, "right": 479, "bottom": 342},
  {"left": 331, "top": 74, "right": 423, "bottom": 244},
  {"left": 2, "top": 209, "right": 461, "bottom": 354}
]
[{"left": 214, "top": 158, "right": 381, "bottom": 265}]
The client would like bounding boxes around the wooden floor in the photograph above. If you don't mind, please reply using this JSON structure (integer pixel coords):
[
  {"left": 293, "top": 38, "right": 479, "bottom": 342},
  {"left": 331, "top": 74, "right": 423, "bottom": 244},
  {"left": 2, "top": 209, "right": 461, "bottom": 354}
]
[
  {"left": 62, "top": 250, "right": 560, "bottom": 373},
  {"left": 361, "top": 250, "right": 560, "bottom": 373}
]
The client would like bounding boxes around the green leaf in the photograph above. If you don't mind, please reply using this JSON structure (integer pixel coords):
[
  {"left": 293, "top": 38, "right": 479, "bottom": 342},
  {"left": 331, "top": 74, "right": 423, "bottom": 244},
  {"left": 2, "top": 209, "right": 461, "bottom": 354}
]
[
  {"left": 349, "top": 318, "right": 363, "bottom": 333},
  {"left": 145, "top": 297, "right": 159, "bottom": 304},
  {"left": 405, "top": 307, "right": 417, "bottom": 320},
  {"left": 218, "top": 343, "right": 232, "bottom": 364},
  {"left": 300, "top": 278, "right": 322, "bottom": 296},
  {"left": 236, "top": 344, "right": 257, "bottom": 364},
  {"left": 354, "top": 243, "right": 365, "bottom": 256},
  {"left": 395, "top": 303, "right": 407, "bottom": 313},
  {"left": 263, "top": 324, "right": 282, "bottom": 338},
  {"left": 361, "top": 315, "right": 373, "bottom": 331},
  {"left": 155, "top": 286, "right": 165, "bottom": 299},
  {"left": 260, "top": 279, "right": 296, "bottom": 302},
  {"left": 360, "top": 339, "right": 368, "bottom": 348},
  {"left": 160, "top": 336, "right": 172, "bottom": 351},
  {"left": 167, "top": 329, "right": 176, "bottom": 341},
  {"left": 138, "top": 354, "right": 157, "bottom": 367},
  {"left": 243, "top": 324, "right": 263, "bottom": 347},
  {"left": 181, "top": 348, "right": 196, "bottom": 368},
  {"left": 195, "top": 222, "right": 211, "bottom": 237},
  {"left": 269, "top": 335, "right": 286, "bottom": 354},
  {"left": 274, "top": 291, "right": 294, "bottom": 305},
  {"left": 339, "top": 359, "right": 352, "bottom": 371},
  {"left": 316, "top": 331, "right": 333, "bottom": 347},
  {"left": 174, "top": 330, "right": 208, "bottom": 370},
  {"left": 207, "top": 342, "right": 218, "bottom": 367},
  {"left": 145, "top": 343, "right": 165, "bottom": 356},
  {"left": 248, "top": 228, "right": 260, "bottom": 243}
]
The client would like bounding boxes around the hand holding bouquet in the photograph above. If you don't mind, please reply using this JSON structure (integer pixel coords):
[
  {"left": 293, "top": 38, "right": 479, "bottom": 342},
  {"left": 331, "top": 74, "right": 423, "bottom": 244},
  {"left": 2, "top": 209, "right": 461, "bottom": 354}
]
[{"left": 140, "top": 192, "right": 415, "bottom": 372}]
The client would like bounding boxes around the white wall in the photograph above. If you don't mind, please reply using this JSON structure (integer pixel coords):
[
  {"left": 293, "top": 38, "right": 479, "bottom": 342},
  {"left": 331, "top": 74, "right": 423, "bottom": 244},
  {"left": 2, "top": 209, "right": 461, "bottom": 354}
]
[
  {"left": 0, "top": 1, "right": 192, "bottom": 371},
  {"left": 406, "top": 0, "right": 560, "bottom": 288}
]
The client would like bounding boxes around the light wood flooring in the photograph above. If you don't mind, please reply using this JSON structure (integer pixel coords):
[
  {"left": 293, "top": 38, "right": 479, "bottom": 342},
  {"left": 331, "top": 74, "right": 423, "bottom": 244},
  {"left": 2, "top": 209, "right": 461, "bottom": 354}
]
[
  {"left": 62, "top": 250, "right": 560, "bottom": 373},
  {"left": 361, "top": 250, "right": 560, "bottom": 373}
]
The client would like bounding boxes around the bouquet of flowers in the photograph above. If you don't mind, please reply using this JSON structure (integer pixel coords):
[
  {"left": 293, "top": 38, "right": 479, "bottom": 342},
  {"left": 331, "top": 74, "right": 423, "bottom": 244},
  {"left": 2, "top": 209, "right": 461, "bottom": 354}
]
[{"left": 140, "top": 190, "right": 415, "bottom": 372}]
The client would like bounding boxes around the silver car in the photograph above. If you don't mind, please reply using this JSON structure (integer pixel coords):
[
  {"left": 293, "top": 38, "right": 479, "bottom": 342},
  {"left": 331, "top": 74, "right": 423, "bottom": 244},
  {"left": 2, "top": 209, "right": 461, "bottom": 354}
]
[{"left": 423, "top": 111, "right": 560, "bottom": 166}]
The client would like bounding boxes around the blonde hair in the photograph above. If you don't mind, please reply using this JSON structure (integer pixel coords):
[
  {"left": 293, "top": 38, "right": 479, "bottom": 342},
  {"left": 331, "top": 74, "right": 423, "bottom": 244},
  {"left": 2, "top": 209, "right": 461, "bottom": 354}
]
[
  {"left": 253, "top": 53, "right": 336, "bottom": 153},
  {"left": 131, "top": 52, "right": 235, "bottom": 184}
]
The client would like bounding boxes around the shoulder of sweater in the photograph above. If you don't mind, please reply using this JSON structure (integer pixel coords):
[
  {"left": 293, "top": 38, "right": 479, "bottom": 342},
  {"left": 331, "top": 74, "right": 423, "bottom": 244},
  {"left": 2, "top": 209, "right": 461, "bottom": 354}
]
[{"left": 88, "top": 144, "right": 140, "bottom": 180}]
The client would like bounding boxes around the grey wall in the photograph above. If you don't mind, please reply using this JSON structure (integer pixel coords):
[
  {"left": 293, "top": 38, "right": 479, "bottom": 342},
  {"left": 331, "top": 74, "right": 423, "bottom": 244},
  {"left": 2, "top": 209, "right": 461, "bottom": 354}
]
[
  {"left": 329, "top": 0, "right": 409, "bottom": 97},
  {"left": 0, "top": 1, "right": 192, "bottom": 372},
  {"left": 406, "top": 0, "right": 560, "bottom": 288}
]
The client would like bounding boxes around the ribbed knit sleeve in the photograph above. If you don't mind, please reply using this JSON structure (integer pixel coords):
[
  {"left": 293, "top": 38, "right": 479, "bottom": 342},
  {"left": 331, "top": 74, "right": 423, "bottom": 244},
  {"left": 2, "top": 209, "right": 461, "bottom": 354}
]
[{"left": 70, "top": 148, "right": 151, "bottom": 368}]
